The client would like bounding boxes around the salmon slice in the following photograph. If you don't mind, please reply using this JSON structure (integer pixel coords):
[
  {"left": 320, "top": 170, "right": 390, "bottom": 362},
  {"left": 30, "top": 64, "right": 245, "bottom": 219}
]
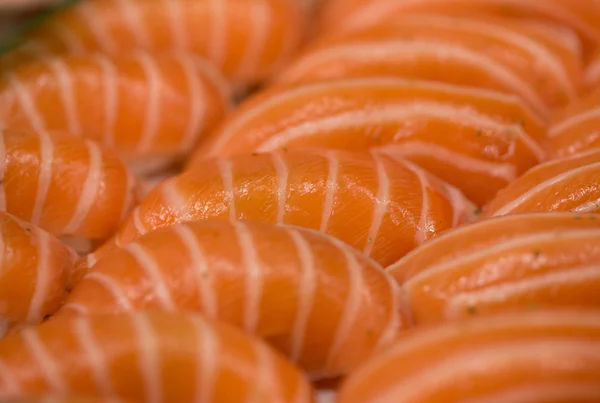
[
  {"left": 319, "top": 0, "right": 600, "bottom": 60},
  {"left": 484, "top": 149, "right": 600, "bottom": 216},
  {"left": 0, "top": 129, "right": 139, "bottom": 254},
  {"left": 0, "top": 311, "right": 314, "bottom": 402},
  {"left": 1, "top": 0, "right": 305, "bottom": 87},
  {"left": 336, "top": 309, "right": 600, "bottom": 403},
  {"left": 61, "top": 220, "right": 403, "bottom": 379},
  {"left": 386, "top": 212, "right": 600, "bottom": 324},
  {"left": 276, "top": 16, "right": 582, "bottom": 114},
  {"left": 548, "top": 90, "right": 600, "bottom": 158},
  {"left": 0, "top": 212, "right": 76, "bottom": 338},
  {"left": 190, "top": 77, "right": 547, "bottom": 205},
  {"left": 0, "top": 52, "right": 231, "bottom": 175},
  {"left": 81, "top": 148, "right": 475, "bottom": 274}
]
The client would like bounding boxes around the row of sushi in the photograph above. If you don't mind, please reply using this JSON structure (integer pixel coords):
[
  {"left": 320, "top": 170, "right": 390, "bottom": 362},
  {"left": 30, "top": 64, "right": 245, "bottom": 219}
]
[{"left": 0, "top": 0, "right": 598, "bottom": 402}]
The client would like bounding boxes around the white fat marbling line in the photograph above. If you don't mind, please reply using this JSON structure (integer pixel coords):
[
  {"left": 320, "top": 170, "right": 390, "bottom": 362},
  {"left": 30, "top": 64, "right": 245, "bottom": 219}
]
[
  {"left": 319, "top": 150, "right": 339, "bottom": 232},
  {"left": 364, "top": 152, "right": 390, "bottom": 256},
  {"left": 21, "top": 327, "right": 66, "bottom": 392},
  {"left": 133, "top": 314, "right": 162, "bottom": 403},
  {"left": 63, "top": 140, "right": 102, "bottom": 234},
  {"left": 126, "top": 242, "right": 176, "bottom": 311},
  {"left": 233, "top": 221, "right": 263, "bottom": 332},
  {"left": 73, "top": 316, "right": 119, "bottom": 400},
  {"left": 134, "top": 53, "right": 162, "bottom": 153},
  {"left": 26, "top": 229, "right": 50, "bottom": 323},
  {"left": 93, "top": 54, "right": 119, "bottom": 149},
  {"left": 75, "top": 1, "right": 117, "bottom": 53},
  {"left": 271, "top": 151, "right": 289, "bottom": 224},
  {"left": 172, "top": 225, "right": 218, "bottom": 317},
  {"left": 286, "top": 228, "right": 317, "bottom": 362},
  {"left": 192, "top": 316, "right": 217, "bottom": 403},
  {"left": 31, "top": 130, "right": 53, "bottom": 226},
  {"left": 491, "top": 162, "right": 600, "bottom": 216}
]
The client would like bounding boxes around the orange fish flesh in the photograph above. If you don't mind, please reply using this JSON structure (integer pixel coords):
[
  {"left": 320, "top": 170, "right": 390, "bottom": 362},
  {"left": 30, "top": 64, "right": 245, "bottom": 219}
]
[
  {"left": 61, "top": 220, "right": 403, "bottom": 379},
  {"left": 0, "top": 311, "right": 314, "bottom": 402},
  {"left": 336, "top": 308, "right": 600, "bottom": 403},
  {"left": 0, "top": 212, "right": 76, "bottom": 337},
  {"left": 387, "top": 212, "right": 600, "bottom": 324},
  {"left": 0, "top": 129, "right": 139, "bottom": 253},
  {"left": 81, "top": 148, "right": 475, "bottom": 274},
  {"left": 484, "top": 149, "right": 600, "bottom": 216},
  {"left": 190, "top": 77, "right": 548, "bottom": 205},
  {"left": 0, "top": 52, "right": 232, "bottom": 175}
]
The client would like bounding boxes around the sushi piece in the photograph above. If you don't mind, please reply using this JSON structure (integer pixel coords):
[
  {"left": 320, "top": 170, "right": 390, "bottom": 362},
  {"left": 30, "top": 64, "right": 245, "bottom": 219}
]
[
  {"left": 387, "top": 212, "right": 600, "bottom": 324},
  {"left": 336, "top": 308, "right": 600, "bottom": 403},
  {"left": 484, "top": 149, "right": 600, "bottom": 216},
  {"left": 0, "top": 52, "right": 231, "bottom": 175},
  {"left": 61, "top": 220, "right": 403, "bottom": 379},
  {"left": 548, "top": 89, "right": 600, "bottom": 158},
  {"left": 0, "top": 212, "right": 77, "bottom": 338},
  {"left": 189, "top": 77, "right": 547, "bottom": 205},
  {"left": 2, "top": 0, "right": 305, "bottom": 87},
  {"left": 276, "top": 15, "right": 582, "bottom": 114},
  {"left": 0, "top": 129, "right": 139, "bottom": 253},
  {"left": 0, "top": 311, "right": 314, "bottom": 402},
  {"left": 319, "top": 0, "right": 600, "bottom": 60},
  {"left": 81, "top": 149, "right": 475, "bottom": 274}
]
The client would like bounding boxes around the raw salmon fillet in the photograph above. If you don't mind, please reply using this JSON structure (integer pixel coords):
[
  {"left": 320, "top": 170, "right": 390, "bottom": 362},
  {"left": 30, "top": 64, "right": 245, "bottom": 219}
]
[
  {"left": 61, "top": 220, "right": 403, "bottom": 379},
  {"left": 387, "top": 212, "right": 600, "bottom": 324},
  {"left": 82, "top": 149, "right": 475, "bottom": 273},
  {"left": 336, "top": 308, "right": 600, "bottom": 403},
  {"left": 0, "top": 312, "right": 314, "bottom": 402},
  {"left": 1, "top": 0, "right": 305, "bottom": 87},
  {"left": 484, "top": 149, "right": 600, "bottom": 216},
  {"left": 190, "top": 77, "right": 547, "bottom": 205},
  {"left": 276, "top": 15, "right": 582, "bottom": 114},
  {"left": 548, "top": 89, "right": 600, "bottom": 158},
  {"left": 0, "top": 212, "right": 76, "bottom": 337},
  {"left": 0, "top": 52, "right": 231, "bottom": 175},
  {"left": 0, "top": 129, "right": 139, "bottom": 253},
  {"left": 320, "top": 0, "right": 600, "bottom": 60}
]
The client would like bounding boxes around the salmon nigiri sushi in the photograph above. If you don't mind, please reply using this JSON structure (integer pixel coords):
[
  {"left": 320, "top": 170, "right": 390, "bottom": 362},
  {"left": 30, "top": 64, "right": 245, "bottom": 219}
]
[
  {"left": 387, "top": 212, "right": 600, "bottom": 324},
  {"left": 320, "top": 0, "right": 600, "bottom": 60},
  {"left": 0, "top": 312, "right": 314, "bottom": 402},
  {"left": 3, "top": 0, "right": 305, "bottom": 87},
  {"left": 0, "top": 52, "right": 231, "bottom": 175},
  {"left": 276, "top": 15, "right": 582, "bottom": 114},
  {"left": 190, "top": 78, "right": 547, "bottom": 205},
  {"left": 548, "top": 89, "right": 600, "bottom": 158},
  {"left": 484, "top": 149, "right": 600, "bottom": 217},
  {"left": 62, "top": 220, "right": 403, "bottom": 379},
  {"left": 0, "top": 129, "right": 139, "bottom": 253},
  {"left": 336, "top": 308, "right": 600, "bottom": 403},
  {"left": 82, "top": 149, "right": 475, "bottom": 273},
  {"left": 0, "top": 212, "right": 76, "bottom": 337}
]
